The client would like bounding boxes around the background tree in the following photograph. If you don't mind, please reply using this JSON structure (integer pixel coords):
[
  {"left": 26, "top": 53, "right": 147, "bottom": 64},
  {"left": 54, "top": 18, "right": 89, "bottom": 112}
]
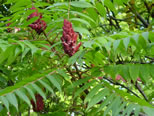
[{"left": 0, "top": 0, "right": 154, "bottom": 116}]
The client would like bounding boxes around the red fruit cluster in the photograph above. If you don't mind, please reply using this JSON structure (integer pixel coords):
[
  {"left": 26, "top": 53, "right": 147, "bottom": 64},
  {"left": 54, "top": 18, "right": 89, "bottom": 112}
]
[
  {"left": 31, "top": 94, "right": 44, "bottom": 112},
  {"left": 27, "top": 6, "right": 46, "bottom": 34},
  {"left": 61, "top": 19, "right": 81, "bottom": 56}
]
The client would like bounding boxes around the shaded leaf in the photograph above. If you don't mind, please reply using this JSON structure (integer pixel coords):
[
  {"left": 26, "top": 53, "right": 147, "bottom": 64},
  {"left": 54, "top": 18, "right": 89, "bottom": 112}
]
[
  {"left": 6, "top": 93, "right": 18, "bottom": 111},
  {"left": 15, "top": 89, "right": 31, "bottom": 107}
]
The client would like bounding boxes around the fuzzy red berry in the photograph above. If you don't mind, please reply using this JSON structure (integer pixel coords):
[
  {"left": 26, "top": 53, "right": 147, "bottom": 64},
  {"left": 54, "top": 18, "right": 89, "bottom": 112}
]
[
  {"left": 61, "top": 19, "right": 81, "bottom": 56},
  {"left": 31, "top": 94, "right": 44, "bottom": 112}
]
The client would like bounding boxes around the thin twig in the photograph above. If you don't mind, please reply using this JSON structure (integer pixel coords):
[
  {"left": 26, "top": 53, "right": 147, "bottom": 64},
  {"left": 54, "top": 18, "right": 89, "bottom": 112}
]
[
  {"left": 103, "top": 77, "right": 140, "bottom": 98},
  {"left": 28, "top": 107, "right": 30, "bottom": 116},
  {"left": 111, "top": 11, "right": 121, "bottom": 30},
  {"left": 124, "top": 3, "right": 149, "bottom": 28},
  {"left": 145, "top": 56, "right": 154, "bottom": 60},
  {"left": 43, "top": 31, "right": 53, "bottom": 45},
  {"left": 144, "top": 0, "right": 150, "bottom": 23},
  {"left": 74, "top": 63, "right": 89, "bottom": 100},
  {"left": 106, "top": 7, "right": 117, "bottom": 29},
  {"left": 73, "top": 63, "right": 81, "bottom": 79},
  {"left": 66, "top": 67, "right": 76, "bottom": 81},
  {"left": 135, "top": 81, "right": 148, "bottom": 101}
]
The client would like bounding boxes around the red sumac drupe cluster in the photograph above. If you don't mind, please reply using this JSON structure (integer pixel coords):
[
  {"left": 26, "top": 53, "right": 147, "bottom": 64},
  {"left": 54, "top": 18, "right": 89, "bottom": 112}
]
[
  {"left": 28, "top": 6, "right": 46, "bottom": 34},
  {"left": 31, "top": 94, "right": 44, "bottom": 112},
  {"left": 61, "top": 19, "right": 81, "bottom": 56}
]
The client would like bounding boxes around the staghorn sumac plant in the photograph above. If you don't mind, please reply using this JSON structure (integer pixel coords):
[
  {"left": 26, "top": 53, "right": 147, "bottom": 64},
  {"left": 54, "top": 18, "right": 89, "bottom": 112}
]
[
  {"left": 61, "top": 19, "right": 81, "bottom": 56},
  {"left": 0, "top": 0, "right": 153, "bottom": 116}
]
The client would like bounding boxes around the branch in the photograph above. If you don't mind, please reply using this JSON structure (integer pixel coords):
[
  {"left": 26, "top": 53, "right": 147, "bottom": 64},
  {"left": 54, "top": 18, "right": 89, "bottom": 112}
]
[
  {"left": 73, "top": 63, "right": 81, "bottom": 79},
  {"left": 144, "top": 0, "right": 151, "bottom": 23},
  {"left": 111, "top": 11, "right": 121, "bottom": 30},
  {"left": 66, "top": 67, "right": 76, "bottom": 81},
  {"left": 43, "top": 31, "right": 53, "bottom": 46},
  {"left": 99, "top": 24, "right": 110, "bottom": 32},
  {"left": 106, "top": 7, "right": 118, "bottom": 29},
  {"left": 135, "top": 12, "right": 149, "bottom": 27},
  {"left": 145, "top": 56, "right": 154, "bottom": 60},
  {"left": 74, "top": 63, "right": 89, "bottom": 100},
  {"left": 103, "top": 77, "right": 140, "bottom": 98},
  {"left": 115, "top": 60, "right": 153, "bottom": 64},
  {"left": 120, "top": 110, "right": 147, "bottom": 116},
  {"left": 124, "top": 3, "right": 149, "bottom": 28},
  {"left": 109, "top": 15, "right": 133, "bottom": 21},
  {"left": 144, "top": 0, "right": 151, "bottom": 13},
  {"left": 135, "top": 81, "right": 148, "bottom": 101}
]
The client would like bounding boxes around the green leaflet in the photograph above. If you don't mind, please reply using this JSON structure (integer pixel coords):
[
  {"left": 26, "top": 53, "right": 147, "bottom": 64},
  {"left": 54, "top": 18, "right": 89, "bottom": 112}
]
[
  {"left": 24, "top": 86, "right": 36, "bottom": 103},
  {"left": 113, "top": 102, "right": 127, "bottom": 116},
  {"left": 87, "top": 88, "right": 109, "bottom": 110},
  {"left": 0, "top": 46, "right": 12, "bottom": 64},
  {"left": 15, "top": 89, "right": 31, "bottom": 107},
  {"left": 73, "top": 27, "right": 90, "bottom": 35},
  {"left": 98, "top": 93, "right": 115, "bottom": 112},
  {"left": 139, "top": 64, "right": 151, "bottom": 83},
  {"left": 9, "top": 0, "right": 31, "bottom": 11},
  {"left": 46, "top": 75, "right": 62, "bottom": 92},
  {"left": 68, "top": 49, "right": 85, "bottom": 65},
  {"left": 7, "top": 46, "right": 21, "bottom": 65},
  {"left": 23, "top": 16, "right": 40, "bottom": 27},
  {"left": 71, "top": 1, "right": 93, "bottom": 8},
  {"left": 142, "top": 32, "right": 149, "bottom": 42},
  {"left": 103, "top": 0, "right": 117, "bottom": 14},
  {"left": 113, "top": 39, "right": 121, "bottom": 51},
  {"left": 104, "top": 96, "right": 121, "bottom": 116},
  {"left": 70, "top": 11, "right": 95, "bottom": 24},
  {"left": 0, "top": 70, "right": 53, "bottom": 96},
  {"left": 95, "top": 2, "right": 106, "bottom": 18},
  {"left": 104, "top": 64, "right": 153, "bottom": 83},
  {"left": 21, "top": 48, "right": 30, "bottom": 60},
  {"left": 0, "top": 96, "right": 9, "bottom": 111},
  {"left": 143, "top": 107, "right": 154, "bottom": 116},
  {"left": 30, "top": 83, "right": 46, "bottom": 100},
  {"left": 123, "top": 37, "right": 130, "bottom": 50},
  {"left": 114, "top": 0, "right": 124, "bottom": 6},
  {"left": 70, "top": 18, "right": 91, "bottom": 27},
  {"left": 121, "top": 104, "right": 135, "bottom": 116},
  {"left": 6, "top": 93, "right": 18, "bottom": 111},
  {"left": 83, "top": 41, "right": 94, "bottom": 48},
  {"left": 74, "top": 80, "right": 96, "bottom": 99},
  {"left": 134, "top": 105, "right": 140, "bottom": 116},
  {"left": 38, "top": 79, "right": 54, "bottom": 95},
  {"left": 103, "top": 80, "right": 153, "bottom": 108},
  {"left": 128, "top": 64, "right": 140, "bottom": 82},
  {"left": 71, "top": 76, "right": 92, "bottom": 88},
  {"left": 23, "top": 40, "right": 38, "bottom": 56},
  {"left": 84, "top": 84, "right": 102, "bottom": 104},
  {"left": 112, "top": 97, "right": 123, "bottom": 115},
  {"left": 57, "top": 69, "right": 71, "bottom": 83}
]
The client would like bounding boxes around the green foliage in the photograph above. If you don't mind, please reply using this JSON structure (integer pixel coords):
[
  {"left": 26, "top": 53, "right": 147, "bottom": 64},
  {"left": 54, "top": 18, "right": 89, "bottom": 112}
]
[{"left": 0, "top": 0, "right": 154, "bottom": 115}]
